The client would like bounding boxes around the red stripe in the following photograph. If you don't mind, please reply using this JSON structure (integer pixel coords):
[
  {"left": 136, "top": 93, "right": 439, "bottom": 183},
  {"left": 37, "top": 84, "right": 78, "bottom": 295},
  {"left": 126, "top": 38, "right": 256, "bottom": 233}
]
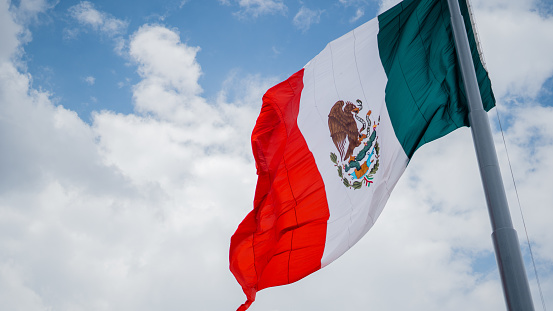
[{"left": 229, "top": 69, "right": 330, "bottom": 310}]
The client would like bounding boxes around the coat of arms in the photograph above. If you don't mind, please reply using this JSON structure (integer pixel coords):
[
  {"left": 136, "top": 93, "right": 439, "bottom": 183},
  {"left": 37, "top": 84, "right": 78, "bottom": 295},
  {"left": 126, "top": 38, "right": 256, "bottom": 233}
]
[{"left": 328, "top": 99, "right": 380, "bottom": 189}]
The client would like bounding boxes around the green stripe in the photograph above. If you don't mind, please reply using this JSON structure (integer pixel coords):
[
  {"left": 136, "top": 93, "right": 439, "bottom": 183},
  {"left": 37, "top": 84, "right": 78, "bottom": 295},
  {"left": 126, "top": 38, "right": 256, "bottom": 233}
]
[{"left": 377, "top": 0, "right": 495, "bottom": 159}]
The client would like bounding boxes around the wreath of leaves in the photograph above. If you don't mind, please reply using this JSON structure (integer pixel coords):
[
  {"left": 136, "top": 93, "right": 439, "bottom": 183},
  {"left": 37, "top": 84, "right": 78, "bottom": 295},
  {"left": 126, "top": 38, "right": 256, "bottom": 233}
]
[
  {"left": 367, "top": 141, "right": 380, "bottom": 178},
  {"left": 330, "top": 139, "right": 380, "bottom": 190}
]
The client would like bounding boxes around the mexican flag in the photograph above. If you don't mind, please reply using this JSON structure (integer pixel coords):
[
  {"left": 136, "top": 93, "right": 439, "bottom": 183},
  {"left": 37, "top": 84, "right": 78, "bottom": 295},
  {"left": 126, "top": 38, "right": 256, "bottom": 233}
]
[{"left": 230, "top": 0, "right": 495, "bottom": 309}]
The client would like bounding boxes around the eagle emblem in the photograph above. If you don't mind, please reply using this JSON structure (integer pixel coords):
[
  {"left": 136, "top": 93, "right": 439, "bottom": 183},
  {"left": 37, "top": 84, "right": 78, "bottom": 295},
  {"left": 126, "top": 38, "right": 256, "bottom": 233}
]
[{"left": 328, "top": 99, "right": 380, "bottom": 189}]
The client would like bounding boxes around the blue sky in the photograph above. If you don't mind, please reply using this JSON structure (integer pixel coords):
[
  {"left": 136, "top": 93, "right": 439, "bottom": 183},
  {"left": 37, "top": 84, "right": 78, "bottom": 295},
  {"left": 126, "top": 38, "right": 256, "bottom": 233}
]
[
  {"left": 23, "top": 0, "right": 381, "bottom": 121},
  {"left": 1, "top": 0, "right": 553, "bottom": 310}
]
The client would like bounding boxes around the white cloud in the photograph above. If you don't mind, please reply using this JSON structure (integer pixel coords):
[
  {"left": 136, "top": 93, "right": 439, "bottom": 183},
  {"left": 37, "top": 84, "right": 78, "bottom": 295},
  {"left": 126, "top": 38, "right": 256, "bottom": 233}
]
[
  {"left": 178, "top": 0, "right": 188, "bottom": 9},
  {"left": 84, "top": 75, "right": 95, "bottom": 85},
  {"left": 72, "top": 2, "right": 102, "bottom": 27},
  {"left": 495, "top": 103, "right": 553, "bottom": 263},
  {"left": 217, "top": 69, "right": 279, "bottom": 110},
  {"left": 0, "top": 8, "right": 259, "bottom": 310},
  {"left": 128, "top": 24, "right": 203, "bottom": 120},
  {"left": 350, "top": 7, "right": 365, "bottom": 23},
  {"left": 471, "top": 0, "right": 553, "bottom": 98},
  {"left": 338, "top": 0, "right": 366, "bottom": 23},
  {"left": 68, "top": 1, "right": 128, "bottom": 37},
  {"left": 117, "top": 77, "right": 131, "bottom": 88},
  {"left": 67, "top": 1, "right": 128, "bottom": 54},
  {"left": 10, "top": 0, "right": 58, "bottom": 24},
  {"left": 0, "top": 261, "right": 49, "bottom": 311},
  {"left": 225, "top": 0, "right": 287, "bottom": 18},
  {"left": 293, "top": 6, "right": 323, "bottom": 32},
  {"left": 62, "top": 27, "right": 79, "bottom": 40},
  {"left": 0, "top": 0, "right": 23, "bottom": 63}
]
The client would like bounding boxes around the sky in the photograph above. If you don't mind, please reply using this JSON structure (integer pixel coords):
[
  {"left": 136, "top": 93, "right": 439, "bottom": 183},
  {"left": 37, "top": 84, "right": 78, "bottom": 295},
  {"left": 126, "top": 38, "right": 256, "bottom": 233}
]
[{"left": 1, "top": 0, "right": 552, "bottom": 310}]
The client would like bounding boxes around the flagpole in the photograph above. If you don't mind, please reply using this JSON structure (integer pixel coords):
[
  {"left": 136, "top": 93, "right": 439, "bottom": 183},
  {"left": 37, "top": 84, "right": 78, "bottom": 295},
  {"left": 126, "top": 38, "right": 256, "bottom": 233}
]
[{"left": 446, "top": 0, "right": 535, "bottom": 310}]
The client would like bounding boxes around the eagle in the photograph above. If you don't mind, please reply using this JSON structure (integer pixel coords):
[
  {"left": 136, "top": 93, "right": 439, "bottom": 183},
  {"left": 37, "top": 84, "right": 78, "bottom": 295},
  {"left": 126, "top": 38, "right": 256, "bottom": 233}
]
[{"left": 328, "top": 100, "right": 364, "bottom": 161}]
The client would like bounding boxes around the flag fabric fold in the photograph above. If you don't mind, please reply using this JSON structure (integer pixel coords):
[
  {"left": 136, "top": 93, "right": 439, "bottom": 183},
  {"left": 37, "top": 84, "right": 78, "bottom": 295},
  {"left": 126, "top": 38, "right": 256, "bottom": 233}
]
[
  {"left": 229, "top": 69, "right": 330, "bottom": 310},
  {"left": 230, "top": 0, "right": 494, "bottom": 309}
]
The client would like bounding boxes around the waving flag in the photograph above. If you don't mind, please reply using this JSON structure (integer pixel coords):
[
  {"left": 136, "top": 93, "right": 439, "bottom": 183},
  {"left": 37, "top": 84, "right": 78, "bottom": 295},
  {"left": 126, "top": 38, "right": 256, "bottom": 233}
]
[{"left": 230, "top": 0, "right": 495, "bottom": 309}]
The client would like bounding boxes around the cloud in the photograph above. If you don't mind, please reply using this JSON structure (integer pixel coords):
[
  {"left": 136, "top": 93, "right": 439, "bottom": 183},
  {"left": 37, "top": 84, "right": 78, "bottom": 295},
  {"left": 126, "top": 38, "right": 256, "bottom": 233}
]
[
  {"left": 128, "top": 25, "right": 203, "bottom": 120},
  {"left": 495, "top": 103, "right": 553, "bottom": 262},
  {"left": 68, "top": 1, "right": 128, "bottom": 37},
  {"left": 217, "top": 69, "right": 280, "bottom": 109},
  {"left": 0, "top": 0, "right": 57, "bottom": 63},
  {"left": 350, "top": 7, "right": 365, "bottom": 23},
  {"left": 223, "top": 0, "right": 287, "bottom": 19},
  {"left": 9, "top": 0, "right": 58, "bottom": 24},
  {"left": 293, "top": 6, "right": 323, "bottom": 32},
  {"left": 178, "top": 0, "right": 189, "bottom": 9},
  {"left": 337, "top": 0, "right": 366, "bottom": 23},
  {"left": 66, "top": 1, "right": 128, "bottom": 54},
  {"left": 471, "top": 0, "right": 553, "bottom": 98},
  {"left": 0, "top": 0, "right": 23, "bottom": 63},
  {"left": 84, "top": 75, "right": 95, "bottom": 85},
  {"left": 0, "top": 8, "right": 259, "bottom": 310}
]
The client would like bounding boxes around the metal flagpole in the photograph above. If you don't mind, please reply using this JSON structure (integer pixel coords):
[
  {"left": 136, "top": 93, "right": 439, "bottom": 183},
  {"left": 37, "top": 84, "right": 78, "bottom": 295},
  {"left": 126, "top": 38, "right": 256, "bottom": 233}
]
[{"left": 446, "top": 0, "right": 535, "bottom": 310}]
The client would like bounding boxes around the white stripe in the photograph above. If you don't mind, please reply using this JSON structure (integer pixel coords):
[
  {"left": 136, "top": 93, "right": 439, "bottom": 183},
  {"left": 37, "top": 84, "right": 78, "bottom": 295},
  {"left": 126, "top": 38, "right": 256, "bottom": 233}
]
[{"left": 297, "top": 17, "right": 409, "bottom": 267}]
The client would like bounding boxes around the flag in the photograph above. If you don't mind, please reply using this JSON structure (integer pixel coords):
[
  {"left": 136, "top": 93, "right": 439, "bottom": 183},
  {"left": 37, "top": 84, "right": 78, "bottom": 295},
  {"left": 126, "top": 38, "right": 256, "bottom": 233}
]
[{"left": 230, "top": 0, "right": 495, "bottom": 309}]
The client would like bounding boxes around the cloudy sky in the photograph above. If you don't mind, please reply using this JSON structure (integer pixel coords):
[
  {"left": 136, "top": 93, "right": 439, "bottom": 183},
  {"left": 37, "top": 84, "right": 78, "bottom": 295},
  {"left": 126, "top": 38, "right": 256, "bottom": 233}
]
[{"left": 1, "top": 0, "right": 552, "bottom": 310}]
